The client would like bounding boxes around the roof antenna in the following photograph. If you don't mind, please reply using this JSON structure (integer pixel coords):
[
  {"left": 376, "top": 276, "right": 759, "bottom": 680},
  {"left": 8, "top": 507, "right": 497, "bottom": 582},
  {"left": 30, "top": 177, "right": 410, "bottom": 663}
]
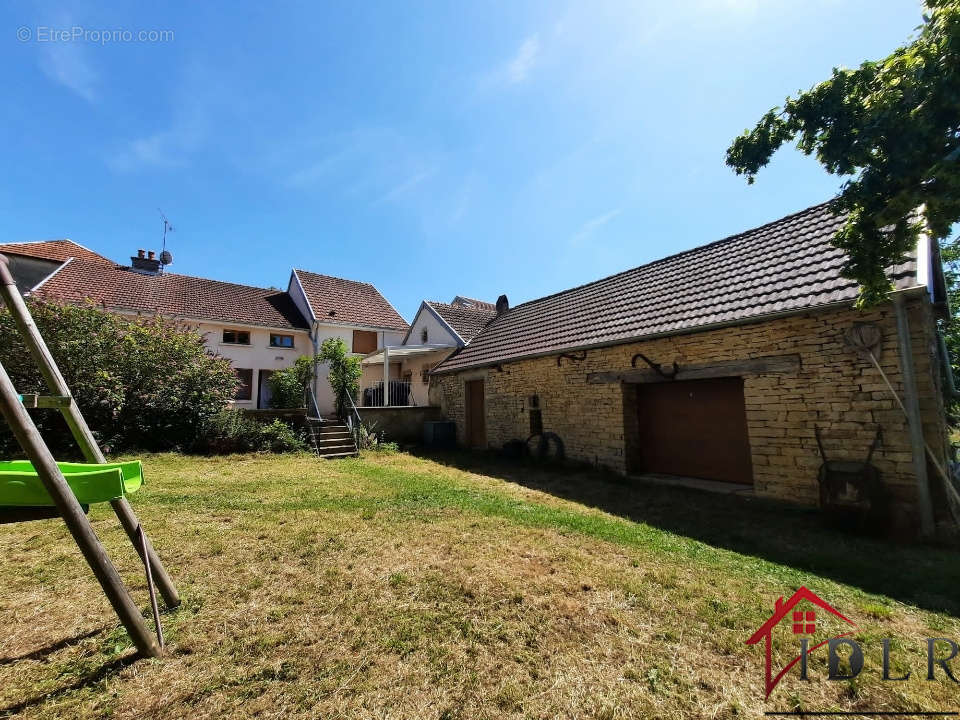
[{"left": 157, "top": 209, "right": 175, "bottom": 272}]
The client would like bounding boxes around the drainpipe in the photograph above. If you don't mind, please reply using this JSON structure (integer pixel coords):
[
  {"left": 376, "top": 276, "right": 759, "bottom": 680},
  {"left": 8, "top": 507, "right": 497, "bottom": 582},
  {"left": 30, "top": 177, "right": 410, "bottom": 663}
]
[
  {"left": 383, "top": 344, "right": 390, "bottom": 407},
  {"left": 937, "top": 331, "right": 960, "bottom": 400},
  {"left": 311, "top": 321, "right": 320, "bottom": 415},
  {"left": 892, "top": 293, "right": 936, "bottom": 539}
]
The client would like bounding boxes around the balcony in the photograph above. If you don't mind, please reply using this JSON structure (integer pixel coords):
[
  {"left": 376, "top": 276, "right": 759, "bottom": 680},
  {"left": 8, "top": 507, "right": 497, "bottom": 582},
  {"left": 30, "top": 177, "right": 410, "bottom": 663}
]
[{"left": 361, "top": 380, "right": 414, "bottom": 407}]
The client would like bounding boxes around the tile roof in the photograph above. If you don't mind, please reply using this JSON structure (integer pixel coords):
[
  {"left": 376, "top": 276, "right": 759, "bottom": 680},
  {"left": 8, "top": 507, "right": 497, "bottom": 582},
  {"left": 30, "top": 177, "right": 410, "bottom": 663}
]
[
  {"left": 426, "top": 301, "right": 496, "bottom": 342},
  {"left": 34, "top": 258, "right": 310, "bottom": 330},
  {"left": 294, "top": 269, "right": 408, "bottom": 331},
  {"left": 451, "top": 295, "right": 496, "bottom": 311},
  {"left": 434, "top": 202, "right": 921, "bottom": 374},
  {"left": 0, "top": 240, "right": 113, "bottom": 265}
]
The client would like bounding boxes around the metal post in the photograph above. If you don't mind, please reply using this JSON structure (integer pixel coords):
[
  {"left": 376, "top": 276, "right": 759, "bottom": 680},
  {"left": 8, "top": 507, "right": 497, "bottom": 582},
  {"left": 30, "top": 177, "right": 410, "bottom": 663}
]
[
  {"left": 383, "top": 345, "right": 390, "bottom": 407},
  {"left": 0, "top": 359, "right": 160, "bottom": 657},
  {"left": 0, "top": 255, "right": 180, "bottom": 608},
  {"left": 892, "top": 293, "right": 936, "bottom": 539}
]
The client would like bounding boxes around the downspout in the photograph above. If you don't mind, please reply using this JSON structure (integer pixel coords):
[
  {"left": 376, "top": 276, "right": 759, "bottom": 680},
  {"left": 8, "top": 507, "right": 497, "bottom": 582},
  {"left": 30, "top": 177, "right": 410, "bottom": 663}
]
[
  {"left": 937, "top": 331, "right": 960, "bottom": 400},
  {"left": 311, "top": 321, "right": 320, "bottom": 415},
  {"left": 892, "top": 293, "right": 936, "bottom": 538}
]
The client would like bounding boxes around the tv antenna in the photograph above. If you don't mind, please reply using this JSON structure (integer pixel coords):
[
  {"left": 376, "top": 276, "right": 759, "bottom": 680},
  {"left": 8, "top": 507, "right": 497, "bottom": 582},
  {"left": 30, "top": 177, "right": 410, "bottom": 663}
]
[{"left": 157, "top": 209, "right": 174, "bottom": 269}]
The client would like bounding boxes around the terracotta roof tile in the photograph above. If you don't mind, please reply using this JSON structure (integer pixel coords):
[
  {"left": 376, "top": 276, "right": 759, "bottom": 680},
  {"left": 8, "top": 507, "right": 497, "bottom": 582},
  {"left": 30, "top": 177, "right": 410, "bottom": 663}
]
[
  {"left": 0, "top": 240, "right": 113, "bottom": 265},
  {"left": 34, "top": 259, "right": 309, "bottom": 330},
  {"left": 434, "top": 203, "right": 921, "bottom": 373},
  {"left": 426, "top": 301, "right": 496, "bottom": 342},
  {"left": 294, "top": 269, "right": 408, "bottom": 331},
  {"left": 451, "top": 296, "right": 496, "bottom": 311}
]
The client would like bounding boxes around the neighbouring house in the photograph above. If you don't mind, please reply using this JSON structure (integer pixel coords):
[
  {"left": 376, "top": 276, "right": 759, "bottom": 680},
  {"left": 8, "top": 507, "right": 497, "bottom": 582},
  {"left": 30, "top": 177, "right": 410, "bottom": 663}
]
[
  {"left": 358, "top": 296, "right": 497, "bottom": 407},
  {"left": 0, "top": 239, "right": 113, "bottom": 292},
  {"left": 431, "top": 203, "right": 953, "bottom": 535},
  {"left": 286, "top": 268, "right": 408, "bottom": 414},
  {"left": 0, "top": 241, "right": 408, "bottom": 416}
]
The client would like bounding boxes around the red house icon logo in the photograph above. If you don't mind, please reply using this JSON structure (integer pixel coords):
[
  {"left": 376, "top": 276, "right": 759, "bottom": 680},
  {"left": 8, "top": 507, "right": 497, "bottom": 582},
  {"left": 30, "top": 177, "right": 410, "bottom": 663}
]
[{"left": 746, "top": 586, "right": 858, "bottom": 699}]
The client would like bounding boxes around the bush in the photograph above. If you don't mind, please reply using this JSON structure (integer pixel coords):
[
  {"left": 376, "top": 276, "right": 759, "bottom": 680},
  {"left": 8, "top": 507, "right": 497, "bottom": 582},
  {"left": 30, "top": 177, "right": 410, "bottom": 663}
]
[
  {"left": 268, "top": 355, "right": 315, "bottom": 409},
  {"left": 0, "top": 301, "right": 238, "bottom": 454},
  {"left": 317, "top": 338, "right": 361, "bottom": 418},
  {"left": 191, "top": 410, "right": 308, "bottom": 454}
]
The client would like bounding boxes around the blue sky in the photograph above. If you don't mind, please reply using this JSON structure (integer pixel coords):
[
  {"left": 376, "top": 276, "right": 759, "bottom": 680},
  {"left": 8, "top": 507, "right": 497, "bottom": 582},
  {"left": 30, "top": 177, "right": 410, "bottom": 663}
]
[{"left": 2, "top": 1, "right": 923, "bottom": 320}]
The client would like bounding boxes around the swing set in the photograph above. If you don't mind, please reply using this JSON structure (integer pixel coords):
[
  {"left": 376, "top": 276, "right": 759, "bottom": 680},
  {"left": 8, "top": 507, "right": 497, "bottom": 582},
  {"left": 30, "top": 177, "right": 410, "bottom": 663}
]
[{"left": 0, "top": 253, "right": 178, "bottom": 657}]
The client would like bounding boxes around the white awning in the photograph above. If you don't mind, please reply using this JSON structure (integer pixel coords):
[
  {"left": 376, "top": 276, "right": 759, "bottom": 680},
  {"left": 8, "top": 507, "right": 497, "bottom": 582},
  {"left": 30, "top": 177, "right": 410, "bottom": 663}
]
[{"left": 361, "top": 344, "right": 455, "bottom": 365}]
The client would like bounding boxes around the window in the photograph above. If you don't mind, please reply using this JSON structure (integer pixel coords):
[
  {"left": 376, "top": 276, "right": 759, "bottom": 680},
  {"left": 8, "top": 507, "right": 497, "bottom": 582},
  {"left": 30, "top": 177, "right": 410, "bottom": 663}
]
[
  {"left": 792, "top": 610, "right": 816, "bottom": 635},
  {"left": 352, "top": 329, "right": 377, "bottom": 354},
  {"left": 222, "top": 329, "right": 250, "bottom": 345},
  {"left": 421, "top": 327, "right": 428, "bottom": 343},
  {"left": 234, "top": 368, "right": 253, "bottom": 401},
  {"left": 270, "top": 334, "right": 294, "bottom": 348}
]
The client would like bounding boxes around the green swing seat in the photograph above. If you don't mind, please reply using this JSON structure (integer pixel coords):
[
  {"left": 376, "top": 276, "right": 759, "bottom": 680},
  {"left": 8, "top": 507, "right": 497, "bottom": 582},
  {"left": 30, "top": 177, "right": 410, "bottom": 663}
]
[{"left": 0, "top": 460, "right": 143, "bottom": 507}]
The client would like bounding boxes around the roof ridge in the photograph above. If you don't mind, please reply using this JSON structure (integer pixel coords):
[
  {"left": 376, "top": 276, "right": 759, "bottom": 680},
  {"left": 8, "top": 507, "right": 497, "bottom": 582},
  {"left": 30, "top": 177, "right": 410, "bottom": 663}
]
[
  {"left": 67, "top": 258, "right": 287, "bottom": 295},
  {"left": 508, "top": 200, "right": 837, "bottom": 313},
  {"left": 427, "top": 300, "right": 496, "bottom": 312},
  {"left": 293, "top": 268, "right": 377, "bottom": 288}
]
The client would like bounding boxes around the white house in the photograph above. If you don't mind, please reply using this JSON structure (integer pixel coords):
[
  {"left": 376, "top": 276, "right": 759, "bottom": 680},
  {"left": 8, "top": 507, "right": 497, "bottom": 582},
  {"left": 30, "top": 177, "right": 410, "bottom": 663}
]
[
  {"left": 0, "top": 240, "right": 408, "bottom": 417},
  {"left": 358, "top": 296, "right": 500, "bottom": 407}
]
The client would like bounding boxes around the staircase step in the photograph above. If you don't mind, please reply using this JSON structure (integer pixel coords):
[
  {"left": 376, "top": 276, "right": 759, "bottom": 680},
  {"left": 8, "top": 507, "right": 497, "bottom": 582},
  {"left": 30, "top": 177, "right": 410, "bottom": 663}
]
[{"left": 317, "top": 450, "right": 358, "bottom": 459}]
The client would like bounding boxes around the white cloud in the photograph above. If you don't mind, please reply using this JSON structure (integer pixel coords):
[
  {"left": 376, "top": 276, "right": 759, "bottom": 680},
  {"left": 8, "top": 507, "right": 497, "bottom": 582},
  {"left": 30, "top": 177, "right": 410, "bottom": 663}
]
[
  {"left": 376, "top": 167, "right": 436, "bottom": 204},
  {"left": 506, "top": 34, "right": 540, "bottom": 84},
  {"left": 39, "top": 42, "right": 98, "bottom": 102},
  {"left": 571, "top": 208, "right": 622, "bottom": 245},
  {"left": 107, "top": 64, "right": 216, "bottom": 173}
]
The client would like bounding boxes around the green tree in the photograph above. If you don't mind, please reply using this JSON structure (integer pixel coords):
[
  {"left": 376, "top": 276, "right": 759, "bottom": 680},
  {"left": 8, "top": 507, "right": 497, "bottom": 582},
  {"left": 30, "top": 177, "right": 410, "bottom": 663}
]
[
  {"left": 726, "top": 1, "right": 960, "bottom": 306},
  {"left": 317, "top": 338, "right": 362, "bottom": 418},
  {"left": 268, "top": 355, "right": 315, "bottom": 409},
  {"left": 0, "top": 301, "right": 238, "bottom": 454}
]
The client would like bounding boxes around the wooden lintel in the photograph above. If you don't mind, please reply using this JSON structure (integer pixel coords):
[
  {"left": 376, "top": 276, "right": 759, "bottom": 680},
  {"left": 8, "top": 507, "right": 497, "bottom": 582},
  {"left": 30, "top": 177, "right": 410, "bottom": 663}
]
[{"left": 586, "top": 354, "right": 801, "bottom": 384}]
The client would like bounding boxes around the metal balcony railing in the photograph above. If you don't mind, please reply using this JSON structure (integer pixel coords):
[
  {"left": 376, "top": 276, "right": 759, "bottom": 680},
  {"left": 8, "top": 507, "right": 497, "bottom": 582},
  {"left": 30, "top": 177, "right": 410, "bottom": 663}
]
[{"left": 361, "top": 380, "right": 414, "bottom": 407}]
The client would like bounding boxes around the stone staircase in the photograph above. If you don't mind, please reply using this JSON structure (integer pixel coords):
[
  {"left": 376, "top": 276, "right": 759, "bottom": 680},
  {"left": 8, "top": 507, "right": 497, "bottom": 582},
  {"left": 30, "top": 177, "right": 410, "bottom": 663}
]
[{"left": 306, "top": 419, "right": 358, "bottom": 459}]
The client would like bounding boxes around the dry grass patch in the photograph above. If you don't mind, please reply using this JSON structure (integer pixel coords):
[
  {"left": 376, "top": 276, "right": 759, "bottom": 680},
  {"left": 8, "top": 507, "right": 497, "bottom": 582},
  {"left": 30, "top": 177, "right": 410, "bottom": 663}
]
[{"left": 0, "top": 450, "right": 958, "bottom": 719}]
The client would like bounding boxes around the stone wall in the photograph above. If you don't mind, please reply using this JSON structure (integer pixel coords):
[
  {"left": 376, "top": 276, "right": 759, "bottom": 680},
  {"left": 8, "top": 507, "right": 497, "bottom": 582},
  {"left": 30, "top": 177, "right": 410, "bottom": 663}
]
[
  {"left": 356, "top": 406, "right": 444, "bottom": 444},
  {"left": 434, "top": 295, "right": 949, "bottom": 523}
]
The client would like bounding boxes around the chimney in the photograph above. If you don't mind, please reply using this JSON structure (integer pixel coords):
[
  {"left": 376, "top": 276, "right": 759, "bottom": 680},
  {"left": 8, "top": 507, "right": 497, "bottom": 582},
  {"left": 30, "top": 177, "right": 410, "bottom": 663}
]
[
  {"left": 495, "top": 294, "right": 509, "bottom": 316},
  {"left": 131, "top": 249, "right": 162, "bottom": 275}
]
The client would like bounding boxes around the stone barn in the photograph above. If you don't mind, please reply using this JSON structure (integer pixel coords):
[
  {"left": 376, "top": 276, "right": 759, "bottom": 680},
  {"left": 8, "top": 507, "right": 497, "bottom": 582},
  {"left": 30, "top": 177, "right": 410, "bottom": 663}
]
[{"left": 431, "top": 203, "right": 954, "bottom": 537}]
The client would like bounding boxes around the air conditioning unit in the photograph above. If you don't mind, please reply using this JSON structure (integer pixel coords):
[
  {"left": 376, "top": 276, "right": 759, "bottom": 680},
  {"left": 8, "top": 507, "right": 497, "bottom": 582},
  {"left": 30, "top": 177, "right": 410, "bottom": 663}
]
[{"left": 423, "top": 420, "right": 456, "bottom": 447}]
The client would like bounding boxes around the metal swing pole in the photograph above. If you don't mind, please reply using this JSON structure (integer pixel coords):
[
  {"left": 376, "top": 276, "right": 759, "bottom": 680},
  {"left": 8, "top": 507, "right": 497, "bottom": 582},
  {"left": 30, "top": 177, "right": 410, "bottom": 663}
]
[
  {"left": 0, "top": 255, "right": 180, "bottom": 609},
  {"left": 0, "top": 359, "right": 160, "bottom": 657}
]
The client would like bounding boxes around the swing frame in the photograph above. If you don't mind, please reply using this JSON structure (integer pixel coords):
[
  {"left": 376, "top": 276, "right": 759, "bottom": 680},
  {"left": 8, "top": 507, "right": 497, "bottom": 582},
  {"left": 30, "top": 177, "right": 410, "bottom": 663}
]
[{"left": 0, "top": 253, "right": 179, "bottom": 658}]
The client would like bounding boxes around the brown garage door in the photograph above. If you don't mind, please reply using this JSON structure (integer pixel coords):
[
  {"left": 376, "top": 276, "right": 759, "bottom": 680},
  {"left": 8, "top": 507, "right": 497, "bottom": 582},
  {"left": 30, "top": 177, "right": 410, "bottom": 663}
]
[{"left": 635, "top": 377, "right": 753, "bottom": 484}]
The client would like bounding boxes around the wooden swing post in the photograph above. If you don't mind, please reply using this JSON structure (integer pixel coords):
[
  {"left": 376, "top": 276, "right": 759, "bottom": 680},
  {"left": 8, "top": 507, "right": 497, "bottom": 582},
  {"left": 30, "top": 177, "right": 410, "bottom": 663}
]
[
  {"left": 0, "top": 255, "right": 180, "bottom": 610},
  {"left": 0, "top": 358, "right": 160, "bottom": 657}
]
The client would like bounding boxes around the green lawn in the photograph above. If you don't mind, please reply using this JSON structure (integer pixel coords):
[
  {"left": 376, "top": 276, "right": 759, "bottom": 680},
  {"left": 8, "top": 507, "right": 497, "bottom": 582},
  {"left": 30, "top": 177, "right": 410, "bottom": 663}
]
[{"left": 1, "top": 450, "right": 958, "bottom": 719}]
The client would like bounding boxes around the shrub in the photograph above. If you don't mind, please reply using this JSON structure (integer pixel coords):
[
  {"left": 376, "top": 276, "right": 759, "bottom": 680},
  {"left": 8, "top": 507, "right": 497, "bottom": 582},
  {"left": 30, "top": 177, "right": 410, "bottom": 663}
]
[
  {"left": 0, "top": 301, "right": 238, "bottom": 454},
  {"left": 191, "top": 410, "right": 308, "bottom": 454},
  {"left": 317, "top": 338, "right": 361, "bottom": 418},
  {"left": 268, "top": 355, "right": 315, "bottom": 409}
]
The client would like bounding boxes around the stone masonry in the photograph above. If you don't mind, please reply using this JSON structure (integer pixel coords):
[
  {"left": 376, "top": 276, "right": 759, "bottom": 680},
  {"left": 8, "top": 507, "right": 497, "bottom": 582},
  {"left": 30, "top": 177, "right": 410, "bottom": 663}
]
[{"left": 434, "top": 294, "right": 949, "bottom": 527}]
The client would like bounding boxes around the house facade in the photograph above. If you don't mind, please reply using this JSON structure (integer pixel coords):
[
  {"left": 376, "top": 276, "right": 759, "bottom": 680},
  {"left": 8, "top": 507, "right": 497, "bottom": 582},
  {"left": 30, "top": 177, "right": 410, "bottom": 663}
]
[
  {"left": 358, "top": 296, "right": 497, "bottom": 407},
  {"left": 0, "top": 241, "right": 408, "bottom": 416},
  {"left": 432, "top": 204, "right": 952, "bottom": 535}
]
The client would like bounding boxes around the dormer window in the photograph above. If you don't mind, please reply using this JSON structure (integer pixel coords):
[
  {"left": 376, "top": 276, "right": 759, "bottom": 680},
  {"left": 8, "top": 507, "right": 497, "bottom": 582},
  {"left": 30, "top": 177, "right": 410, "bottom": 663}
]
[
  {"left": 421, "top": 328, "right": 428, "bottom": 343},
  {"left": 222, "top": 329, "right": 250, "bottom": 345}
]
